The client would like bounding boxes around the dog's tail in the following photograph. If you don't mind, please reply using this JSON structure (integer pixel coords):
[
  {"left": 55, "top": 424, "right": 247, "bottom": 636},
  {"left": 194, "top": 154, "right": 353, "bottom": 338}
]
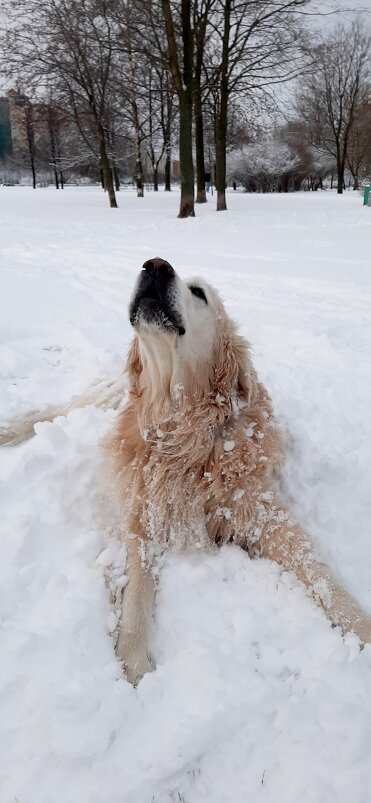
[{"left": 0, "top": 372, "right": 127, "bottom": 447}]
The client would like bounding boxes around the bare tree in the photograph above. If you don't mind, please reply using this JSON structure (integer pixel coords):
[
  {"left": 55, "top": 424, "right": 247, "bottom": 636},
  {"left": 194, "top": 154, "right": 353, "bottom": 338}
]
[
  {"left": 297, "top": 20, "right": 370, "bottom": 194},
  {"left": 5, "top": 89, "right": 37, "bottom": 187},
  {"left": 162, "top": 0, "right": 195, "bottom": 217},
  {"left": 118, "top": 0, "right": 146, "bottom": 197},
  {"left": 206, "top": 0, "right": 311, "bottom": 211},
  {"left": 34, "top": 100, "right": 66, "bottom": 188},
  {"left": 346, "top": 87, "right": 371, "bottom": 189},
  {"left": 145, "top": 65, "right": 175, "bottom": 191},
  {"left": 108, "top": 0, "right": 177, "bottom": 196},
  {"left": 2, "top": 0, "right": 119, "bottom": 207},
  {"left": 193, "top": 0, "right": 215, "bottom": 203}
]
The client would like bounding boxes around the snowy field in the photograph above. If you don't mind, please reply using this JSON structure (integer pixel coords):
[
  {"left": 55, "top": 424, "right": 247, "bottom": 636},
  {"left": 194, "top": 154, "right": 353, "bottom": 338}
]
[{"left": 1, "top": 186, "right": 371, "bottom": 803}]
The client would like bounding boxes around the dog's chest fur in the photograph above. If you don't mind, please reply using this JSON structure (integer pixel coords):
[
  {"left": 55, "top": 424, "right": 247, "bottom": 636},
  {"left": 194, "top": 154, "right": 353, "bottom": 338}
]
[{"left": 112, "top": 383, "right": 283, "bottom": 553}]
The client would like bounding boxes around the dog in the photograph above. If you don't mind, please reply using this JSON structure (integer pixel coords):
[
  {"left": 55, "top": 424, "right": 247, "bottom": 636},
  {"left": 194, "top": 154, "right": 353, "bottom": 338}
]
[
  {"left": 2, "top": 257, "right": 371, "bottom": 685},
  {"left": 108, "top": 257, "right": 371, "bottom": 684}
]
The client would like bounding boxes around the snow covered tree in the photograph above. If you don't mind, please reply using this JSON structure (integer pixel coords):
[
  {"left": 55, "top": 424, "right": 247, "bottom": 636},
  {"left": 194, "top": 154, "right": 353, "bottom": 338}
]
[{"left": 227, "top": 140, "right": 301, "bottom": 193}]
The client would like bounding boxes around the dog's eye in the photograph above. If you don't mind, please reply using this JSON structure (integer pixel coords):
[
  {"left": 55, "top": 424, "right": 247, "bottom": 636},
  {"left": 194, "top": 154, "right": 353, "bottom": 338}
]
[{"left": 190, "top": 286, "right": 207, "bottom": 304}]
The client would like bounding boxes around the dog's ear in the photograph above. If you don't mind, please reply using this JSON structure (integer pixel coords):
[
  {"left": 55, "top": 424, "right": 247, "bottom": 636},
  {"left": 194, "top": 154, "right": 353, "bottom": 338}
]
[
  {"left": 231, "top": 332, "right": 258, "bottom": 406},
  {"left": 214, "top": 325, "right": 257, "bottom": 407},
  {"left": 229, "top": 327, "right": 257, "bottom": 404},
  {"left": 125, "top": 336, "right": 143, "bottom": 397}
]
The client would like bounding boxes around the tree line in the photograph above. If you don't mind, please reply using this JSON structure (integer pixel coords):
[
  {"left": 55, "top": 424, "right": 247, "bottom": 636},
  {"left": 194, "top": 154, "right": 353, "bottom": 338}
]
[{"left": 0, "top": 1, "right": 370, "bottom": 216}]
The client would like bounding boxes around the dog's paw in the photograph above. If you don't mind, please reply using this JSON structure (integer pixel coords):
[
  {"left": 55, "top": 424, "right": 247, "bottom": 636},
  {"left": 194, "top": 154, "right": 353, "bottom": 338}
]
[
  {"left": 116, "top": 632, "right": 154, "bottom": 685},
  {"left": 357, "top": 615, "right": 371, "bottom": 648},
  {"left": 124, "top": 652, "right": 154, "bottom": 686}
]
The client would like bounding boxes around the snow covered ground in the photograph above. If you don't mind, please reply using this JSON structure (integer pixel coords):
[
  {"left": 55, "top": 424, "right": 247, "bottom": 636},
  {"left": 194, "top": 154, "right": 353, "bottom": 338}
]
[{"left": 1, "top": 186, "right": 371, "bottom": 803}]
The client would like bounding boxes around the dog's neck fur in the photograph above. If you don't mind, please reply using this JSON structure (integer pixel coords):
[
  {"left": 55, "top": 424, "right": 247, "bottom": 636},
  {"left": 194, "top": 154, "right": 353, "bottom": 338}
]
[
  {"left": 128, "top": 317, "right": 257, "bottom": 445},
  {"left": 136, "top": 332, "right": 214, "bottom": 434},
  {"left": 138, "top": 332, "right": 178, "bottom": 410}
]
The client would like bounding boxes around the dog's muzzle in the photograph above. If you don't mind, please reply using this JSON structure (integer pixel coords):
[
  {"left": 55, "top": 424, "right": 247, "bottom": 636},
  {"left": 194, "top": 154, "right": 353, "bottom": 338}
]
[{"left": 129, "top": 258, "right": 186, "bottom": 336}]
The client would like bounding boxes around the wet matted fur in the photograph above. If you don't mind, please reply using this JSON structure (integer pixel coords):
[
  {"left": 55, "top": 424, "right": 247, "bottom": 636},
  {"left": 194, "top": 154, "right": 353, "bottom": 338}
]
[{"left": 2, "top": 257, "right": 371, "bottom": 684}]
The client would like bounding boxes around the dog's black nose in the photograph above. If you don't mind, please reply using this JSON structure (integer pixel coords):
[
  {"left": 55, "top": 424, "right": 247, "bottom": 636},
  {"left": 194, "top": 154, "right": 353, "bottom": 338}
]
[{"left": 142, "top": 257, "right": 174, "bottom": 279}]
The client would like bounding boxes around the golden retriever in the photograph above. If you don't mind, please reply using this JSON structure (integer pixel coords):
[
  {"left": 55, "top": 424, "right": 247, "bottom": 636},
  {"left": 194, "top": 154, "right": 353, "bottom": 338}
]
[{"left": 2, "top": 256, "right": 371, "bottom": 685}]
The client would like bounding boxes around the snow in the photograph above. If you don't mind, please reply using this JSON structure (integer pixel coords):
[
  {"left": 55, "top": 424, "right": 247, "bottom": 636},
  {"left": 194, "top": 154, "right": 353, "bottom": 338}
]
[{"left": 1, "top": 186, "right": 371, "bottom": 803}]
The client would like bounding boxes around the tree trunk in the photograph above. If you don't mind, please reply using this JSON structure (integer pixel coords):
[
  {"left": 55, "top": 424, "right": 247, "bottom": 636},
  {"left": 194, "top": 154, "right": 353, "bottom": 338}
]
[
  {"left": 57, "top": 144, "right": 63, "bottom": 188},
  {"left": 194, "top": 8, "right": 207, "bottom": 204},
  {"left": 127, "top": 29, "right": 144, "bottom": 199},
  {"left": 153, "top": 165, "right": 159, "bottom": 191},
  {"left": 178, "top": 92, "right": 195, "bottom": 217},
  {"left": 98, "top": 123, "right": 117, "bottom": 207},
  {"left": 215, "top": 111, "right": 227, "bottom": 211},
  {"left": 147, "top": 71, "right": 162, "bottom": 194},
  {"left": 164, "top": 84, "right": 172, "bottom": 191},
  {"left": 165, "top": 145, "right": 171, "bottom": 191},
  {"left": 30, "top": 155, "right": 36, "bottom": 189},
  {"left": 28, "top": 135, "right": 36, "bottom": 189},
  {"left": 49, "top": 126, "right": 59, "bottom": 189},
  {"left": 194, "top": 88, "right": 206, "bottom": 203},
  {"left": 113, "top": 165, "right": 120, "bottom": 191},
  {"left": 131, "top": 96, "right": 144, "bottom": 197},
  {"left": 162, "top": 0, "right": 194, "bottom": 217},
  {"left": 337, "top": 159, "right": 344, "bottom": 195},
  {"left": 178, "top": 0, "right": 194, "bottom": 218},
  {"left": 135, "top": 140, "right": 144, "bottom": 198},
  {"left": 215, "top": 0, "right": 231, "bottom": 212},
  {"left": 25, "top": 105, "right": 36, "bottom": 189}
]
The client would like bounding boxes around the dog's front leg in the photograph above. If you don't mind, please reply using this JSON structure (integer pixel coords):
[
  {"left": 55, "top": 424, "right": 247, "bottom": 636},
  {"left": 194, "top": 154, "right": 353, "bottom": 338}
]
[
  {"left": 117, "top": 535, "right": 155, "bottom": 685},
  {"left": 256, "top": 510, "right": 371, "bottom": 644}
]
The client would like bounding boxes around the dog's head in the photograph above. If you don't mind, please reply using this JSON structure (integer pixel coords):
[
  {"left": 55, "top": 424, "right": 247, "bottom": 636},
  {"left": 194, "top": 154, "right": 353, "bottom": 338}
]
[
  {"left": 127, "top": 258, "right": 257, "bottom": 422},
  {"left": 129, "top": 257, "right": 218, "bottom": 365}
]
